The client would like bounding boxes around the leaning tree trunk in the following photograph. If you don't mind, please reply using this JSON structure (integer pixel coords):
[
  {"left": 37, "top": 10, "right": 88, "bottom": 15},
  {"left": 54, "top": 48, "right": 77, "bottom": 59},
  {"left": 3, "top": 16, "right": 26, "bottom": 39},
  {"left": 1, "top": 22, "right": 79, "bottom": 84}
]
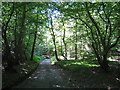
[
  {"left": 50, "top": 16, "right": 60, "bottom": 61},
  {"left": 2, "top": 3, "right": 15, "bottom": 71},
  {"left": 30, "top": 23, "right": 38, "bottom": 61},
  {"left": 30, "top": 29, "right": 37, "bottom": 61},
  {"left": 30, "top": 10, "right": 38, "bottom": 61},
  {"left": 52, "top": 35, "right": 60, "bottom": 61},
  {"left": 62, "top": 18, "right": 67, "bottom": 60}
]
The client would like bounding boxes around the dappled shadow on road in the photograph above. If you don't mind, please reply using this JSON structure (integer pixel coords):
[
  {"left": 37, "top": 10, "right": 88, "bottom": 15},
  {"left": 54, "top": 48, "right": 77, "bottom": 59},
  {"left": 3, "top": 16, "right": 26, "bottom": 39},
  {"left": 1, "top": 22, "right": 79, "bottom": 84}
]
[{"left": 13, "top": 59, "right": 79, "bottom": 88}]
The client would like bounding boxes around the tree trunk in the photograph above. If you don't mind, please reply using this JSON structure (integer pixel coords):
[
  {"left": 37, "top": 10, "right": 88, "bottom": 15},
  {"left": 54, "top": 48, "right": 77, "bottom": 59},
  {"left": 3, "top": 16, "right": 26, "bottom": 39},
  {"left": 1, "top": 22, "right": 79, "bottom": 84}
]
[
  {"left": 60, "top": 41, "right": 64, "bottom": 58},
  {"left": 75, "top": 43, "right": 77, "bottom": 60},
  {"left": 75, "top": 31, "right": 78, "bottom": 60},
  {"left": 62, "top": 18, "right": 67, "bottom": 60},
  {"left": 53, "top": 35, "right": 60, "bottom": 61},
  {"left": 102, "top": 55, "right": 109, "bottom": 71},
  {"left": 30, "top": 29, "right": 37, "bottom": 60},
  {"left": 4, "top": 45, "right": 13, "bottom": 71},
  {"left": 92, "top": 43, "right": 109, "bottom": 72},
  {"left": 97, "top": 55, "right": 109, "bottom": 72},
  {"left": 30, "top": 11, "right": 38, "bottom": 61},
  {"left": 75, "top": 20, "right": 78, "bottom": 60},
  {"left": 17, "top": 4, "right": 26, "bottom": 63},
  {"left": 2, "top": 3, "right": 15, "bottom": 71},
  {"left": 61, "top": 41, "right": 67, "bottom": 60},
  {"left": 30, "top": 24, "right": 38, "bottom": 61},
  {"left": 14, "top": 9, "right": 19, "bottom": 65},
  {"left": 50, "top": 16, "right": 60, "bottom": 61}
]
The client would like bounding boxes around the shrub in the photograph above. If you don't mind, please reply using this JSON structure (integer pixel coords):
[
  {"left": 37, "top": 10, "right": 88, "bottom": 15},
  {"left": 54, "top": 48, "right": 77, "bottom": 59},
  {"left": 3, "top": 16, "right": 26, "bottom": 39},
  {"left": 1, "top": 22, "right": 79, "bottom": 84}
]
[
  {"left": 50, "top": 56, "right": 57, "bottom": 63},
  {"left": 33, "top": 55, "right": 45, "bottom": 62}
]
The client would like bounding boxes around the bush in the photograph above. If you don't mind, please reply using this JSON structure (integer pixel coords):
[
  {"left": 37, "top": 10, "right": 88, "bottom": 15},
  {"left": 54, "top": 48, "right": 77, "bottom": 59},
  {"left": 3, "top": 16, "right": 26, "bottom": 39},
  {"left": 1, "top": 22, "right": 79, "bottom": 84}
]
[
  {"left": 33, "top": 55, "right": 45, "bottom": 62},
  {"left": 50, "top": 56, "right": 57, "bottom": 63}
]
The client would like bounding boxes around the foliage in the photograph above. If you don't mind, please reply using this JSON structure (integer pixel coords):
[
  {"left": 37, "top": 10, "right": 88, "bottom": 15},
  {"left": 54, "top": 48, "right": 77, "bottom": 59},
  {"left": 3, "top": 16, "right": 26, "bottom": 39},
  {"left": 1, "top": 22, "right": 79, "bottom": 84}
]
[
  {"left": 50, "top": 56, "right": 57, "bottom": 63},
  {"left": 33, "top": 55, "right": 45, "bottom": 62},
  {"left": 56, "top": 59, "right": 99, "bottom": 71}
]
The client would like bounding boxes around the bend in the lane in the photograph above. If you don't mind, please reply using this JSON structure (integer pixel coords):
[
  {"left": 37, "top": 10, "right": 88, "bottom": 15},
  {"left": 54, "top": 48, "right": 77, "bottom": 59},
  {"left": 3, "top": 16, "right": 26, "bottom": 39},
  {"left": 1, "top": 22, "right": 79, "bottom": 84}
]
[{"left": 40, "top": 59, "right": 51, "bottom": 65}]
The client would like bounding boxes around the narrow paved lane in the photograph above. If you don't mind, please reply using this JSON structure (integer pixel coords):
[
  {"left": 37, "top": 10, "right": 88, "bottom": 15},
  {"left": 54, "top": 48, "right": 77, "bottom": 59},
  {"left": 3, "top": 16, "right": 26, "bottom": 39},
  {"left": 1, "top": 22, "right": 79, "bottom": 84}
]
[{"left": 14, "top": 59, "right": 79, "bottom": 88}]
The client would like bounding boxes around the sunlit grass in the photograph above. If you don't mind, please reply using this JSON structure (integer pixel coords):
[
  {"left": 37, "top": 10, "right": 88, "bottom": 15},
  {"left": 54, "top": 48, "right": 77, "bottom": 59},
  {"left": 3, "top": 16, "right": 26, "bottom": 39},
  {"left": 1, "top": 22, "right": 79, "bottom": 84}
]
[
  {"left": 60, "top": 59, "right": 98, "bottom": 66},
  {"left": 56, "top": 59, "right": 100, "bottom": 72},
  {"left": 63, "top": 61, "right": 99, "bottom": 67},
  {"left": 108, "top": 57, "right": 118, "bottom": 61}
]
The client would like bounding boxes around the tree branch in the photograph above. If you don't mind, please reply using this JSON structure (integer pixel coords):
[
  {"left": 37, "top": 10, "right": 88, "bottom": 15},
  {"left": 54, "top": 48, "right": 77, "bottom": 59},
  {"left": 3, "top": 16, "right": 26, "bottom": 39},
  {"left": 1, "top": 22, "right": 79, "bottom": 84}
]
[
  {"left": 97, "top": 5, "right": 106, "bottom": 23},
  {"left": 85, "top": 3, "right": 104, "bottom": 46},
  {"left": 70, "top": 15, "right": 92, "bottom": 31},
  {"left": 109, "top": 36, "right": 120, "bottom": 49},
  {"left": 106, "top": 15, "right": 112, "bottom": 47},
  {"left": 70, "top": 15, "right": 101, "bottom": 54}
]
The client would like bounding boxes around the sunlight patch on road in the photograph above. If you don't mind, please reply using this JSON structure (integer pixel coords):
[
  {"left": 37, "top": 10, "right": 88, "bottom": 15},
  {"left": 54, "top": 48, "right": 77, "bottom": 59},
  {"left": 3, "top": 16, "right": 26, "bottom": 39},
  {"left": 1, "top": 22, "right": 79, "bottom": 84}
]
[{"left": 53, "top": 84, "right": 61, "bottom": 88}]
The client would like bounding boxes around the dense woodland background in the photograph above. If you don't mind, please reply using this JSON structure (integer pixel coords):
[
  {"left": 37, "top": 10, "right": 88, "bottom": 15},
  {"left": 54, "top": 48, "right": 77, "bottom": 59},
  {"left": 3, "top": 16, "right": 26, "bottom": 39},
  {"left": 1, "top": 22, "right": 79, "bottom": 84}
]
[{"left": 1, "top": 2, "right": 120, "bottom": 88}]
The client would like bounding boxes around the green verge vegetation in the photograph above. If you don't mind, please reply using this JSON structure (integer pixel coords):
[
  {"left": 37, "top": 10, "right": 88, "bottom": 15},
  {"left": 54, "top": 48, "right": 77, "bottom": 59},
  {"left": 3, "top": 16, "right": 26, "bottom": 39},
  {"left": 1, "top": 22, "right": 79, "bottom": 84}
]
[{"left": 2, "top": 56, "right": 41, "bottom": 88}]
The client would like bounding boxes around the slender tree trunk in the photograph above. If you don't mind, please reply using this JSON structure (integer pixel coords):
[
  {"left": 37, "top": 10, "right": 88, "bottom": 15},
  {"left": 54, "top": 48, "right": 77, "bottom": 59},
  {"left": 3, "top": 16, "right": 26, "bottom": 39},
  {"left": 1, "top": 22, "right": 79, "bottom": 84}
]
[
  {"left": 61, "top": 41, "right": 64, "bottom": 57},
  {"left": 30, "top": 25, "right": 38, "bottom": 61},
  {"left": 61, "top": 40, "right": 67, "bottom": 59},
  {"left": 62, "top": 19, "right": 67, "bottom": 60},
  {"left": 75, "top": 20, "right": 78, "bottom": 60},
  {"left": 50, "top": 16, "right": 60, "bottom": 61},
  {"left": 75, "top": 44, "right": 77, "bottom": 60},
  {"left": 53, "top": 37, "right": 60, "bottom": 61},
  {"left": 30, "top": 11, "right": 38, "bottom": 61}
]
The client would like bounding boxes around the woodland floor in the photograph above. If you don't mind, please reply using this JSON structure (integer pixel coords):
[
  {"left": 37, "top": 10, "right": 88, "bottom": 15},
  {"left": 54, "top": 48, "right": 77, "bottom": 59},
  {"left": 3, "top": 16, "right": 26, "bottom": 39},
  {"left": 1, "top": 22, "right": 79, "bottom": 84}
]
[
  {"left": 13, "top": 59, "right": 79, "bottom": 88},
  {"left": 55, "top": 59, "right": 120, "bottom": 88},
  {"left": 2, "top": 60, "right": 39, "bottom": 89}
]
